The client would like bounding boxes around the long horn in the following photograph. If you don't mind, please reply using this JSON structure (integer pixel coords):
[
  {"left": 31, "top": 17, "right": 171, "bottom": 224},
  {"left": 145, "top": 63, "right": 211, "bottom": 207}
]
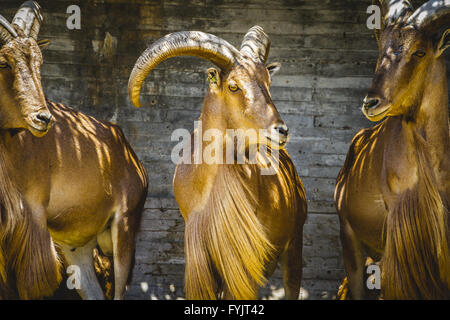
[
  {"left": 240, "top": 25, "right": 271, "bottom": 64},
  {"left": 407, "top": 0, "right": 450, "bottom": 30},
  {"left": 0, "top": 14, "right": 18, "bottom": 45},
  {"left": 128, "top": 31, "right": 241, "bottom": 108},
  {"left": 12, "top": 1, "right": 43, "bottom": 40}
]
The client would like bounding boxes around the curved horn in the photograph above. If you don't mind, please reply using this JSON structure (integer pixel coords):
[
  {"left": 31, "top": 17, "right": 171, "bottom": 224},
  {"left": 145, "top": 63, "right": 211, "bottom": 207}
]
[
  {"left": 12, "top": 1, "right": 43, "bottom": 40},
  {"left": 240, "top": 25, "right": 271, "bottom": 64},
  {"left": 128, "top": 31, "right": 241, "bottom": 108},
  {"left": 385, "top": 0, "right": 414, "bottom": 25},
  {"left": 407, "top": 0, "right": 450, "bottom": 30},
  {"left": 371, "top": 0, "right": 413, "bottom": 47},
  {"left": 0, "top": 14, "right": 18, "bottom": 45}
]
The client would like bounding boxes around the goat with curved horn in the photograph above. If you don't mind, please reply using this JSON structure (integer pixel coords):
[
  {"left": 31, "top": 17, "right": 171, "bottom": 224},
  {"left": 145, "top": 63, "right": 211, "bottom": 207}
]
[
  {"left": 129, "top": 26, "right": 307, "bottom": 299},
  {"left": 336, "top": 0, "right": 450, "bottom": 299},
  {"left": 0, "top": 2, "right": 148, "bottom": 300}
]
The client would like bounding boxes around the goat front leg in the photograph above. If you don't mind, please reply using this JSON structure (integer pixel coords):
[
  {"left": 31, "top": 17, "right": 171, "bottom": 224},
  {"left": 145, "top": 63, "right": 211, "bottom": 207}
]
[
  {"left": 60, "top": 238, "right": 105, "bottom": 300},
  {"left": 340, "top": 220, "right": 366, "bottom": 299}
]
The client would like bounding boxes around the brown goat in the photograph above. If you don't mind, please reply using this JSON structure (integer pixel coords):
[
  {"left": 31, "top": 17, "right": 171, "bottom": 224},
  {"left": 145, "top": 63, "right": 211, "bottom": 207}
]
[
  {"left": 128, "top": 27, "right": 307, "bottom": 299},
  {"left": 335, "top": 0, "right": 450, "bottom": 299},
  {"left": 0, "top": 1, "right": 148, "bottom": 299}
]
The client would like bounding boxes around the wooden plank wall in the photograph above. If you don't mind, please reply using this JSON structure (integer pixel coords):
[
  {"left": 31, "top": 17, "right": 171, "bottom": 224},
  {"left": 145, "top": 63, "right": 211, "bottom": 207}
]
[{"left": 1, "top": 0, "right": 448, "bottom": 299}]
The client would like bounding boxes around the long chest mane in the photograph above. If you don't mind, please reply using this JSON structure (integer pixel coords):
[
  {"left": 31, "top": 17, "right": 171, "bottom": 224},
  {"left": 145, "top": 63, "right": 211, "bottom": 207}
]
[
  {"left": 0, "top": 142, "right": 25, "bottom": 234},
  {"left": 204, "top": 149, "right": 300, "bottom": 219}
]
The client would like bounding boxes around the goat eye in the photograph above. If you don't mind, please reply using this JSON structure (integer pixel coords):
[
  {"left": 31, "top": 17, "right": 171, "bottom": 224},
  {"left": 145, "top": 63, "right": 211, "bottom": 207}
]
[
  {"left": 393, "top": 45, "right": 403, "bottom": 56},
  {"left": 0, "top": 62, "right": 10, "bottom": 69},
  {"left": 413, "top": 51, "right": 425, "bottom": 58},
  {"left": 228, "top": 84, "right": 239, "bottom": 92}
]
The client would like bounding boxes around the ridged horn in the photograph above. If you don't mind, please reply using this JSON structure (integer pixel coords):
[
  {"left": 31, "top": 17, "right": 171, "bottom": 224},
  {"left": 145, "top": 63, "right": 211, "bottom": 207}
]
[
  {"left": 128, "top": 31, "right": 241, "bottom": 108},
  {"left": 385, "top": 0, "right": 414, "bottom": 25},
  {"left": 407, "top": 0, "right": 450, "bottom": 31},
  {"left": 240, "top": 25, "right": 271, "bottom": 63},
  {"left": 0, "top": 14, "right": 18, "bottom": 45},
  {"left": 371, "top": 0, "right": 413, "bottom": 47},
  {"left": 12, "top": 1, "right": 43, "bottom": 40}
]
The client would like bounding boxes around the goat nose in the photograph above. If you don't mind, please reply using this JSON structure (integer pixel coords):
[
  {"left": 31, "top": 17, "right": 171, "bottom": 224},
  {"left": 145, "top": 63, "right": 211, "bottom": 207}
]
[
  {"left": 36, "top": 111, "right": 53, "bottom": 126},
  {"left": 272, "top": 123, "right": 289, "bottom": 137},
  {"left": 362, "top": 97, "right": 380, "bottom": 111}
]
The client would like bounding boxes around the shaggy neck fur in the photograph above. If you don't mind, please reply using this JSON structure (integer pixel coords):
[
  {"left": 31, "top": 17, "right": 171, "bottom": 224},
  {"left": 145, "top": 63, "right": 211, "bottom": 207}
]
[
  {"left": 184, "top": 103, "right": 280, "bottom": 299},
  {"left": 0, "top": 134, "right": 61, "bottom": 299},
  {"left": 381, "top": 56, "right": 450, "bottom": 299},
  {"left": 184, "top": 162, "right": 275, "bottom": 299}
]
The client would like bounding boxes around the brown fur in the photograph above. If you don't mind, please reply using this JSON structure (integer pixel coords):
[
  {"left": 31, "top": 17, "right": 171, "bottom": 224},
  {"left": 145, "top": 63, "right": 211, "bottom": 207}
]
[
  {"left": 93, "top": 248, "right": 114, "bottom": 300},
  {"left": 130, "top": 27, "right": 307, "bottom": 300},
  {"left": 0, "top": 3, "right": 147, "bottom": 299},
  {"left": 185, "top": 162, "right": 275, "bottom": 300},
  {"left": 381, "top": 132, "right": 450, "bottom": 299},
  {"left": 335, "top": 0, "right": 450, "bottom": 300},
  {"left": 175, "top": 66, "right": 307, "bottom": 299},
  {"left": 180, "top": 140, "right": 306, "bottom": 300},
  {"left": 0, "top": 138, "right": 61, "bottom": 299},
  {"left": 0, "top": 99, "right": 147, "bottom": 300}
]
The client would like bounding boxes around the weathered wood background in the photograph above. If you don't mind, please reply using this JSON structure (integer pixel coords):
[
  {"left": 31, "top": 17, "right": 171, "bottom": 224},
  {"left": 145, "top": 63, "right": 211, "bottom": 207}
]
[{"left": 2, "top": 0, "right": 449, "bottom": 299}]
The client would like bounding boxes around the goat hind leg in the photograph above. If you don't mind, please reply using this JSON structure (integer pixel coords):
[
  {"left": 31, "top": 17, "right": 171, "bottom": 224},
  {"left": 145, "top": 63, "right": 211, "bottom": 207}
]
[
  {"left": 111, "top": 207, "right": 141, "bottom": 300},
  {"left": 281, "top": 231, "right": 303, "bottom": 300}
]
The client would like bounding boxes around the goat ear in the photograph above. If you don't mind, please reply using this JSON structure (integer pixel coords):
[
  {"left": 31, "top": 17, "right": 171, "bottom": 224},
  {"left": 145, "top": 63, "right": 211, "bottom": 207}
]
[
  {"left": 207, "top": 67, "right": 221, "bottom": 87},
  {"left": 37, "top": 39, "right": 50, "bottom": 50},
  {"left": 435, "top": 29, "right": 450, "bottom": 58},
  {"left": 267, "top": 62, "right": 281, "bottom": 78}
]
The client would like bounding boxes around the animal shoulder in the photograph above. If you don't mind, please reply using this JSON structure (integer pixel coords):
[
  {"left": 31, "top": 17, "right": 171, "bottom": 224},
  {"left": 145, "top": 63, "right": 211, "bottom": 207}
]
[
  {"left": 47, "top": 101, "right": 123, "bottom": 137},
  {"left": 337, "top": 122, "right": 385, "bottom": 181}
]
